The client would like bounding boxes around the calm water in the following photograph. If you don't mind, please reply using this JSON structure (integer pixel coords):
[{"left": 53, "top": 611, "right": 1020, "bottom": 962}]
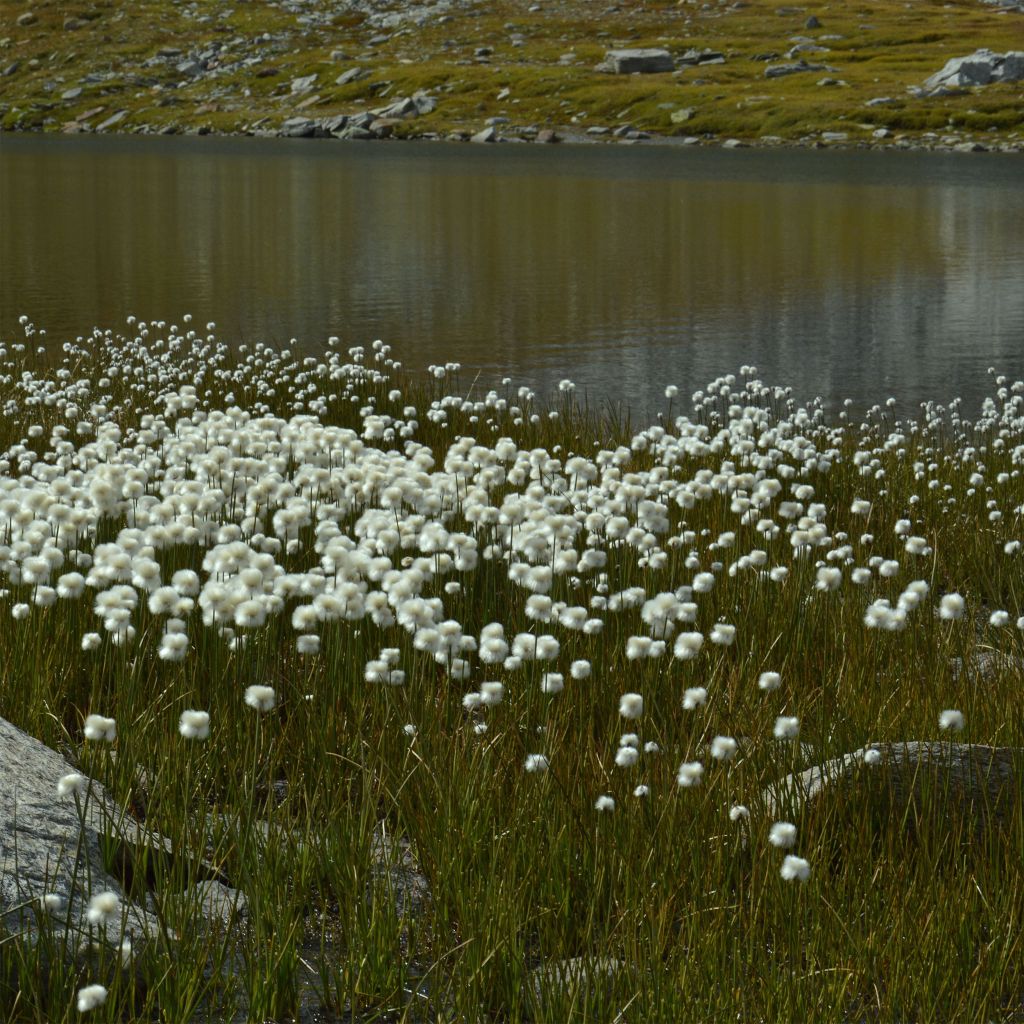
[{"left": 2, "top": 134, "right": 1022, "bottom": 420}]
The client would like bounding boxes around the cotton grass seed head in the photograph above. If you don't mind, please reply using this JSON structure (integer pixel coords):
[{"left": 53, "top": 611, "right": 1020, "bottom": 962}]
[
  {"left": 682, "top": 686, "right": 708, "bottom": 710},
  {"left": 76, "top": 984, "right": 108, "bottom": 1013},
  {"left": 729, "top": 804, "right": 749, "bottom": 822},
  {"left": 773, "top": 716, "right": 800, "bottom": 740},
  {"left": 769, "top": 821, "right": 798, "bottom": 849},
  {"left": 57, "top": 773, "right": 87, "bottom": 798},
  {"left": 758, "top": 671, "right": 781, "bottom": 692},
  {"left": 244, "top": 685, "right": 276, "bottom": 713},
  {"left": 524, "top": 753, "right": 549, "bottom": 774},
  {"left": 676, "top": 760, "right": 704, "bottom": 787},
  {"left": 83, "top": 714, "right": 116, "bottom": 742},
  {"left": 939, "top": 593, "right": 966, "bottom": 621},
  {"left": 619, "top": 692, "right": 644, "bottom": 719},
  {"left": 178, "top": 709, "right": 211, "bottom": 740},
  {"left": 85, "top": 890, "right": 119, "bottom": 926},
  {"left": 939, "top": 709, "right": 965, "bottom": 732},
  {"left": 709, "top": 735, "right": 738, "bottom": 761},
  {"left": 780, "top": 855, "right": 811, "bottom": 883},
  {"left": 595, "top": 794, "right": 615, "bottom": 812},
  {"left": 863, "top": 748, "right": 882, "bottom": 766},
  {"left": 615, "top": 745, "right": 640, "bottom": 768}
]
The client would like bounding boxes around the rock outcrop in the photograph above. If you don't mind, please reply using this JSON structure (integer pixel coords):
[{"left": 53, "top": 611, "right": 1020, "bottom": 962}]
[{"left": 922, "top": 49, "right": 1024, "bottom": 92}]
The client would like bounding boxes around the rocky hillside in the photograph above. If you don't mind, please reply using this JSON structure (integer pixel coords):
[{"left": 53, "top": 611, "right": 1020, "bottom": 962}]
[{"left": 0, "top": 0, "right": 1021, "bottom": 149}]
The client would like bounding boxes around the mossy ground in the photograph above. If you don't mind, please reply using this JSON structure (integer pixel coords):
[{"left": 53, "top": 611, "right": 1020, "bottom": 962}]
[{"left": 0, "top": 0, "right": 1021, "bottom": 145}]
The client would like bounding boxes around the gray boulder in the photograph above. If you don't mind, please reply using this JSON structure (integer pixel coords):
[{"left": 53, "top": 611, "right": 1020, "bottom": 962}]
[
  {"left": 597, "top": 48, "right": 674, "bottom": 74},
  {"left": 765, "top": 59, "right": 832, "bottom": 78},
  {"left": 0, "top": 717, "right": 158, "bottom": 946},
  {"left": 923, "top": 49, "right": 1024, "bottom": 92},
  {"left": 761, "top": 741, "right": 1020, "bottom": 843}
]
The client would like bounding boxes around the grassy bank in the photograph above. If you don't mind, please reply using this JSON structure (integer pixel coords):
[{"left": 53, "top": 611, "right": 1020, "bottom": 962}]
[
  {"left": 0, "top": 315, "right": 1022, "bottom": 1021},
  {"left": 1, "top": 0, "right": 1022, "bottom": 147}
]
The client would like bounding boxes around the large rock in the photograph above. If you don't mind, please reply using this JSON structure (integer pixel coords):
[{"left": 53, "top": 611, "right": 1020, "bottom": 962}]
[
  {"left": 597, "top": 49, "right": 674, "bottom": 74},
  {"left": 761, "top": 741, "right": 1020, "bottom": 844},
  {"left": 0, "top": 717, "right": 159, "bottom": 945},
  {"left": 765, "top": 59, "right": 832, "bottom": 78},
  {"left": 923, "top": 49, "right": 1024, "bottom": 92}
]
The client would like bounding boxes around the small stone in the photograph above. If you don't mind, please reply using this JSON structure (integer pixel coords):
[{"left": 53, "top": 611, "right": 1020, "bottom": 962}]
[
  {"left": 176, "top": 59, "right": 201, "bottom": 76},
  {"left": 156, "top": 47, "right": 181, "bottom": 58},
  {"left": 535, "top": 128, "right": 559, "bottom": 143},
  {"left": 16, "top": 11, "right": 37, "bottom": 27},
  {"left": 670, "top": 107, "right": 696, "bottom": 124},
  {"left": 63, "top": 16, "right": 85, "bottom": 30},
  {"left": 61, "top": 86, "right": 82, "bottom": 100},
  {"left": 2, "top": 60, "right": 20, "bottom": 77},
  {"left": 496, "top": 87, "right": 510, "bottom": 100},
  {"left": 586, "top": 125, "right": 610, "bottom": 135},
  {"left": 805, "top": 14, "right": 821, "bottom": 27},
  {"left": 290, "top": 73, "right": 317, "bottom": 95},
  {"left": 821, "top": 131, "right": 848, "bottom": 141},
  {"left": 722, "top": 138, "right": 746, "bottom": 148},
  {"left": 95, "top": 110, "right": 127, "bottom": 132},
  {"left": 486, "top": 115, "right": 509, "bottom": 126},
  {"left": 865, "top": 96, "right": 898, "bottom": 106},
  {"left": 335, "top": 67, "right": 368, "bottom": 86},
  {"left": 597, "top": 48, "right": 674, "bottom": 74},
  {"left": 471, "top": 125, "right": 497, "bottom": 143}
]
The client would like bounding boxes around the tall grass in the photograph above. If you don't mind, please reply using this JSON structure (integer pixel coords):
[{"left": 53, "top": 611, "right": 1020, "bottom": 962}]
[{"left": 0, "top": 317, "right": 1021, "bottom": 1022}]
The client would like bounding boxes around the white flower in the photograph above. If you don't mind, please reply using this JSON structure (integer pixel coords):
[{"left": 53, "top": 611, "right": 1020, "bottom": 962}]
[
  {"left": 815, "top": 567, "right": 842, "bottom": 592},
  {"left": 709, "top": 735, "right": 738, "bottom": 761},
  {"left": 57, "top": 773, "right": 87, "bottom": 798},
  {"left": 878, "top": 559, "right": 900, "bottom": 578},
  {"left": 850, "top": 567, "right": 872, "bottom": 585},
  {"left": 76, "top": 984, "right": 108, "bottom": 1013},
  {"left": 81, "top": 632, "right": 102, "bottom": 651},
  {"left": 11, "top": 603, "right": 30, "bottom": 621},
  {"left": 989, "top": 610, "right": 1010, "bottom": 627},
  {"left": 709, "top": 623, "right": 736, "bottom": 646},
  {"left": 674, "top": 631, "right": 704, "bottom": 660},
  {"left": 594, "top": 794, "right": 615, "bottom": 812},
  {"left": 479, "top": 681, "right": 504, "bottom": 706},
  {"left": 682, "top": 686, "right": 707, "bottom": 710},
  {"left": 863, "top": 748, "right": 882, "bottom": 766},
  {"left": 939, "top": 709, "right": 965, "bottom": 732},
  {"left": 296, "top": 634, "right": 320, "bottom": 655},
  {"left": 244, "top": 685, "right": 276, "bottom": 713},
  {"left": 757, "top": 671, "right": 781, "bottom": 692},
  {"left": 619, "top": 692, "right": 644, "bottom": 719},
  {"left": 729, "top": 804, "right": 749, "bottom": 822},
  {"left": 570, "top": 660, "right": 591, "bottom": 679},
  {"left": 633, "top": 784, "right": 650, "bottom": 798},
  {"left": 938, "top": 593, "right": 965, "bottom": 620},
  {"left": 540, "top": 672, "right": 564, "bottom": 695},
  {"left": 692, "top": 572, "right": 715, "bottom": 593},
  {"left": 615, "top": 746, "right": 640, "bottom": 768},
  {"left": 769, "top": 821, "right": 797, "bottom": 849},
  {"left": 83, "top": 714, "right": 116, "bottom": 742},
  {"left": 773, "top": 716, "right": 800, "bottom": 740},
  {"left": 178, "top": 709, "right": 211, "bottom": 740},
  {"left": 158, "top": 631, "right": 189, "bottom": 661},
  {"left": 780, "top": 854, "right": 811, "bottom": 882},
  {"left": 524, "top": 753, "right": 549, "bottom": 774},
  {"left": 403, "top": 723, "right": 417, "bottom": 738},
  {"left": 850, "top": 499, "right": 871, "bottom": 516},
  {"left": 676, "top": 761, "right": 704, "bottom": 787},
  {"left": 40, "top": 892, "right": 66, "bottom": 915},
  {"left": 86, "top": 890, "right": 120, "bottom": 926}
]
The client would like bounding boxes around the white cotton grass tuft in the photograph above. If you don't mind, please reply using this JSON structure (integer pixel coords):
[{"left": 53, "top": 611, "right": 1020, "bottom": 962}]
[
  {"left": 729, "top": 804, "right": 749, "bottom": 822},
  {"left": 570, "top": 660, "right": 592, "bottom": 679},
  {"left": 863, "top": 748, "right": 882, "bottom": 766},
  {"left": 673, "top": 631, "right": 704, "bottom": 660},
  {"left": 244, "top": 685, "right": 276, "bottom": 713},
  {"left": 938, "top": 593, "right": 966, "bottom": 621},
  {"left": 939, "top": 709, "right": 965, "bottom": 732},
  {"left": 40, "top": 892, "right": 66, "bottom": 915},
  {"left": 178, "top": 709, "right": 211, "bottom": 740},
  {"left": 618, "top": 692, "right": 644, "bottom": 719},
  {"left": 57, "top": 773, "right": 87, "bottom": 798},
  {"left": 768, "top": 821, "right": 798, "bottom": 849},
  {"left": 773, "top": 716, "right": 800, "bottom": 740},
  {"left": 83, "top": 714, "right": 116, "bottom": 742},
  {"left": 85, "top": 890, "right": 120, "bottom": 926},
  {"left": 633, "top": 784, "right": 650, "bottom": 798},
  {"left": 76, "top": 984, "right": 108, "bottom": 1013},
  {"left": 615, "top": 745, "right": 640, "bottom": 768},
  {"left": 296, "top": 634, "right": 320, "bottom": 655},
  {"left": 524, "top": 753, "right": 549, "bottom": 774},
  {"left": 676, "top": 761, "right": 704, "bottom": 787},
  {"left": 594, "top": 794, "right": 615, "bottom": 812},
  {"left": 757, "top": 671, "right": 781, "bottom": 692},
  {"left": 780, "top": 855, "right": 811, "bottom": 883},
  {"left": 709, "top": 735, "right": 738, "bottom": 761},
  {"left": 682, "top": 686, "right": 707, "bottom": 710},
  {"left": 709, "top": 623, "right": 736, "bottom": 646}
]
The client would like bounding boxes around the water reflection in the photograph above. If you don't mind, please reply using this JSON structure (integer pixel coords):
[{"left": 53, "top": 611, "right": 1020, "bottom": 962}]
[{"left": 2, "top": 135, "right": 1022, "bottom": 418}]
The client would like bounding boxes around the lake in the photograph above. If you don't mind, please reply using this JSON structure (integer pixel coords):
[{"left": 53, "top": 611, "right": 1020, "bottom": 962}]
[{"left": 2, "top": 134, "right": 1022, "bottom": 421}]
